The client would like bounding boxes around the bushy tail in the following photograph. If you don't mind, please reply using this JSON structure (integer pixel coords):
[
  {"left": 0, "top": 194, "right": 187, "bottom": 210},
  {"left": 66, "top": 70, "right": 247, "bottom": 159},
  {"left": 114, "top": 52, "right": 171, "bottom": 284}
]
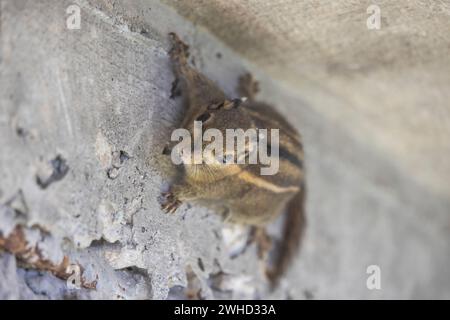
[{"left": 266, "top": 186, "right": 306, "bottom": 288}]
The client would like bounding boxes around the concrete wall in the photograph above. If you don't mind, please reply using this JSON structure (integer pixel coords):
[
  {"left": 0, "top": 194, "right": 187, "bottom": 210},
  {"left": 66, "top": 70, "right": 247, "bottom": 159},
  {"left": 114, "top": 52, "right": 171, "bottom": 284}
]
[{"left": 0, "top": 0, "right": 449, "bottom": 299}]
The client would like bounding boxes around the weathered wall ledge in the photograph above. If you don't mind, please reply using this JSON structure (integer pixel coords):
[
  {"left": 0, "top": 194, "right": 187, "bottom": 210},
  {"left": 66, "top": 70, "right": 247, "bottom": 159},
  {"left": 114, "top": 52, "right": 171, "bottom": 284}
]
[{"left": 1, "top": 0, "right": 449, "bottom": 299}]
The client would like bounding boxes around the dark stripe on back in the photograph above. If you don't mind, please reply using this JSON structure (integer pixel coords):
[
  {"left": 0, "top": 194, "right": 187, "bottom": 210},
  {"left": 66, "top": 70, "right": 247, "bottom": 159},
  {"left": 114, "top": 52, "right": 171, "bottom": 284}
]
[{"left": 268, "top": 144, "right": 303, "bottom": 169}]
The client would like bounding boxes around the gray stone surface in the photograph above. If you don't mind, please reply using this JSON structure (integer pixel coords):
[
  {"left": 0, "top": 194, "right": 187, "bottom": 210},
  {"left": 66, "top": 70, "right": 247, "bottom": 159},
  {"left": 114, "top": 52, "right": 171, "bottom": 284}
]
[{"left": 0, "top": 0, "right": 449, "bottom": 299}]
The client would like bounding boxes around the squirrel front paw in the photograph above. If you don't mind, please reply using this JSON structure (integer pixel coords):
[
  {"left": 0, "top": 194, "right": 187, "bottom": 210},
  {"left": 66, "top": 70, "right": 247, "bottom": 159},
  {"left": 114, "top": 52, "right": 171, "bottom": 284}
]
[
  {"left": 168, "top": 32, "right": 189, "bottom": 60},
  {"left": 160, "top": 191, "right": 182, "bottom": 214}
]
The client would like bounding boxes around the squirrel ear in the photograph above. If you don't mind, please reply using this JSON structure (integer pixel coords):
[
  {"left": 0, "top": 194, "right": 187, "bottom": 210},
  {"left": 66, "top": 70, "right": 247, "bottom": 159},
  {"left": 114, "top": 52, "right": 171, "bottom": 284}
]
[
  {"left": 223, "top": 98, "right": 244, "bottom": 110},
  {"left": 232, "top": 98, "right": 247, "bottom": 108},
  {"left": 208, "top": 97, "right": 246, "bottom": 110},
  {"left": 222, "top": 100, "right": 234, "bottom": 110}
]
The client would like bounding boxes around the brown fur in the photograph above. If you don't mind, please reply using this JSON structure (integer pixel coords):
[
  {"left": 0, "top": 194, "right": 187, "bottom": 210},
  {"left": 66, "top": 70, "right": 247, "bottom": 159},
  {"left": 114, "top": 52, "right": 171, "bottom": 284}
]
[{"left": 162, "top": 33, "right": 306, "bottom": 288}]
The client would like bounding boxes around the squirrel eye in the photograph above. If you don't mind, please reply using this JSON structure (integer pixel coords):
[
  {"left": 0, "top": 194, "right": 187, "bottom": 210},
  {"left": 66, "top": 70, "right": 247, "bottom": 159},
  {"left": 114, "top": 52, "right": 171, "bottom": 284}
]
[{"left": 196, "top": 112, "right": 211, "bottom": 123}]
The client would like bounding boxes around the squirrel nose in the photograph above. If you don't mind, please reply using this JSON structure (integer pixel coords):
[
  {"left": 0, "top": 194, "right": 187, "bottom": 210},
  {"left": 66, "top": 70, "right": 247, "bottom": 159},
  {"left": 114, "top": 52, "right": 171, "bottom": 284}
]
[{"left": 162, "top": 144, "right": 172, "bottom": 155}]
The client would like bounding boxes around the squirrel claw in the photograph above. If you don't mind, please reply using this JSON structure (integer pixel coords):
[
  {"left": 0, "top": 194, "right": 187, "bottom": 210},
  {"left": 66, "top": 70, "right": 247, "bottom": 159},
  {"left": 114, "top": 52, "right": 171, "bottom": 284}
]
[{"left": 161, "top": 191, "right": 182, "bottom": 214}]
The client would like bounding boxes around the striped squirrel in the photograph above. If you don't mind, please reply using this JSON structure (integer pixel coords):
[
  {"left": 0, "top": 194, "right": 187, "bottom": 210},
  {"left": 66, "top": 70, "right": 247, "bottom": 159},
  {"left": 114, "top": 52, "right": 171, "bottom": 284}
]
[{"left": 161, "top": 33, "right": 306, "bottom": 288}]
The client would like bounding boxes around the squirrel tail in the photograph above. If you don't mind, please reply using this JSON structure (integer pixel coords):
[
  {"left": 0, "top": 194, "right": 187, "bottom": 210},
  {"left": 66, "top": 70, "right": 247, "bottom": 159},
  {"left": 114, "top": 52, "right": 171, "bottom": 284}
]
[{"left": 266, "top": 185, "right": 306, "bottom": 289}]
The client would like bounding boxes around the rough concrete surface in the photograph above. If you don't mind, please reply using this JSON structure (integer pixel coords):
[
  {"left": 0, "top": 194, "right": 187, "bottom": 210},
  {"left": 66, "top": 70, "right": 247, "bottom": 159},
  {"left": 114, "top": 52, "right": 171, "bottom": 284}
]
[{"left": 0, "top": 0, "right": 449, "bottom": 299}]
